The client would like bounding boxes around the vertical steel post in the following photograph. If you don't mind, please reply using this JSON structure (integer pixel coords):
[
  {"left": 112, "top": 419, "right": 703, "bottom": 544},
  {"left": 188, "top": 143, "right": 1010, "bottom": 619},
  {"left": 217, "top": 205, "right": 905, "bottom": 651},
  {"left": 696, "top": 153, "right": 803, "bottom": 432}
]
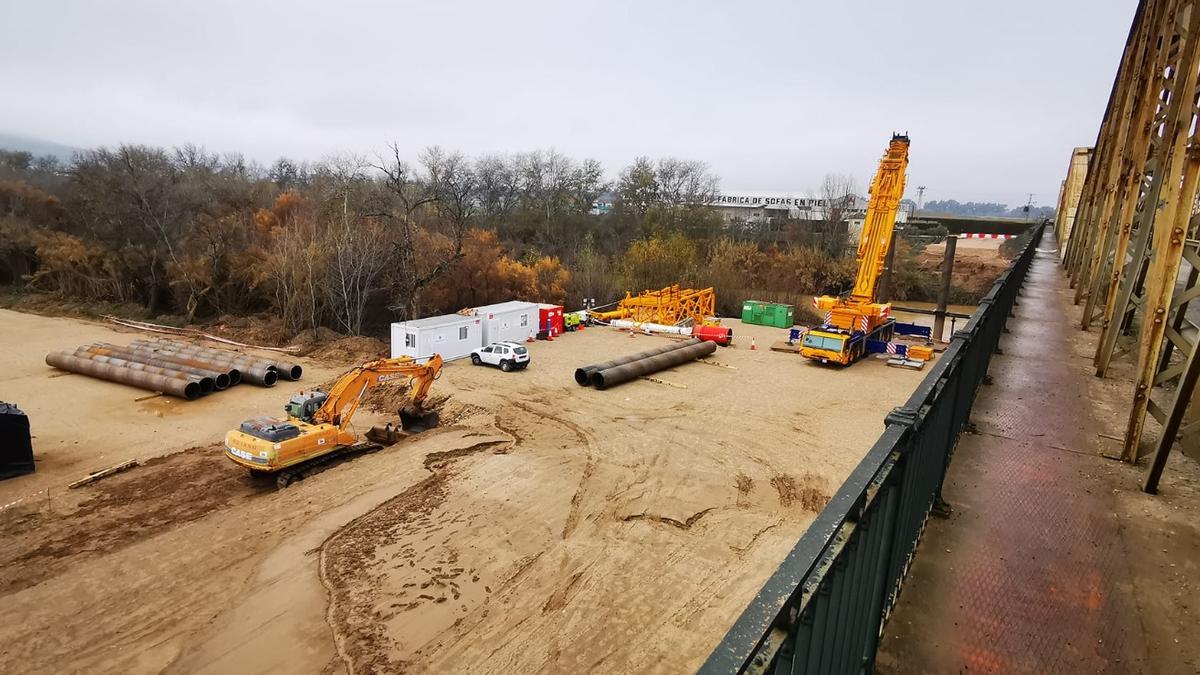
[
  {"left": 1121, "top": 4, "right": 1200, "bottom": 460},
  {"left": 1084, "top": 1, "right": 1174, "bottom": 331},
  {"left": 1068, "top": 0, "right": 1149, "bottom": 289},
  {"left": 933, "top": 236, "right": 957, "bottom": 341},
  {"left": 1144, "top": 311, "right": 1200, "bottom": 492},
  {"left": 1095, "top": 0, "right": 1191, "bottom": 375}
]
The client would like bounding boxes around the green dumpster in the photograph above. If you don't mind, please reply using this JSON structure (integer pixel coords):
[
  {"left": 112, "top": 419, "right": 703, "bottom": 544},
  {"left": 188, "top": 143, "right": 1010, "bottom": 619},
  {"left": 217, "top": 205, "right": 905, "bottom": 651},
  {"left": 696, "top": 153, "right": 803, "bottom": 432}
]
[{"left": 742, "top": 300, "right": 794, "bottom": 328}]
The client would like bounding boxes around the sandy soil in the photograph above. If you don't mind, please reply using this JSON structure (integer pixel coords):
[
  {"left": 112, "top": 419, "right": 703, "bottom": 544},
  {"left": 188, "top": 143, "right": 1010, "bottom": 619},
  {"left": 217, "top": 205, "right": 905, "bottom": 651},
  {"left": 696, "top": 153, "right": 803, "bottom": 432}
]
[{"left": 0, "top": 311, "right": 926, "bottom": 673}]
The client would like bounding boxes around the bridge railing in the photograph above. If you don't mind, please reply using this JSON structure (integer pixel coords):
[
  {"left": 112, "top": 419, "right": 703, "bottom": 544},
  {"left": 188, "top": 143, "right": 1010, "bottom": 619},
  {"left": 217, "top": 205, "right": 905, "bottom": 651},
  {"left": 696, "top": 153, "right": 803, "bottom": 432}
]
[{"left": 701, "top": 223, "right": 1046, "bottom": 674}]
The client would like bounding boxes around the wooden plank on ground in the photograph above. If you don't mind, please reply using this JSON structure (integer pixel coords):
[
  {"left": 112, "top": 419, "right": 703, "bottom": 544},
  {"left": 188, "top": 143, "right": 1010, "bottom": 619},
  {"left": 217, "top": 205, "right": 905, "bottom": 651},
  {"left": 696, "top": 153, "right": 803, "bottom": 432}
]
[{"left": 68, "top": 459, "right": 139, "bottom": 489}]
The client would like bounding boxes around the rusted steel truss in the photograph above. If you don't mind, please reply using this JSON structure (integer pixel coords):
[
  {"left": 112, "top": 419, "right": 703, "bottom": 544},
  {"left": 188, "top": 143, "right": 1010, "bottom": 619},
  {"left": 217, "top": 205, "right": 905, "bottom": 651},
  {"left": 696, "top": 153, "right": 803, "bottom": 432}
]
[{"left": 1063, "top": 0, "right": 1200, "bottom": 488}]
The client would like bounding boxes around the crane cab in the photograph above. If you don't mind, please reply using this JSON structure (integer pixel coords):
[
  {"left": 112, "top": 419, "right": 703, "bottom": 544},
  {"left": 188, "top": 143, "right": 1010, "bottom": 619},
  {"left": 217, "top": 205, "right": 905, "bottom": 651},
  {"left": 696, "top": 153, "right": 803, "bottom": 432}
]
[{"left": 800, "top": 329, "right": 854, "bottom": 365}]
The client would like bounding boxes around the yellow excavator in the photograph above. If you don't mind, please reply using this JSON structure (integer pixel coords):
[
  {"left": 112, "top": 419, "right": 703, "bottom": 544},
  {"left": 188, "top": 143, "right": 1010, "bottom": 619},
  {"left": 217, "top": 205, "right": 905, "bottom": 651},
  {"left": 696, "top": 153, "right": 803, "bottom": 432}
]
[
  {"left": 224, "top": 354, "right": 444, "bottom": 487},
  {"left": 800, "top": 134, "right": 910, "bottom": 366}
]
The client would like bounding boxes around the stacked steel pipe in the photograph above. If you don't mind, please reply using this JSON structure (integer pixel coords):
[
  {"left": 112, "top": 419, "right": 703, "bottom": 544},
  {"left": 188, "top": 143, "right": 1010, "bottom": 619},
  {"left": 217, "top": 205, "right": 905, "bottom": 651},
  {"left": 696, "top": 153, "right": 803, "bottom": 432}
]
[
  {"left": 46, "top": 338, "right": 303, "bottom": 400},
  {"left": 574, "top": 337, "right": 717, "bottom": 390}
]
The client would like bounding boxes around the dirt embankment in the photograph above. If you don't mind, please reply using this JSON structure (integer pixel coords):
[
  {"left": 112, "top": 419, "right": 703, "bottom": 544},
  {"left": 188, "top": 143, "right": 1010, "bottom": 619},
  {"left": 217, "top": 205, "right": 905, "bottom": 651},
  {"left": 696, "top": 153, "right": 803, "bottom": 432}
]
[
  {"left": 918, "top": 240, "right": 1011, "bottom": 298},
  {"left": 0, "top": 447, "right": 270, "bottom": 596}
]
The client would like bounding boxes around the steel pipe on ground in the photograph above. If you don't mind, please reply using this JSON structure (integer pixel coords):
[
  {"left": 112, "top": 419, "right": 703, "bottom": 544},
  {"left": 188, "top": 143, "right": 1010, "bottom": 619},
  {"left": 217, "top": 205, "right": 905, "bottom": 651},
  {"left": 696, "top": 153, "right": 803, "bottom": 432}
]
[
  {"left": 573, "top": 338, "right": 700, "bottom": 386},
  {"left": 133, "top": 339, "right": 294, "bottom": 382},
  {"left": 608, "top": 319, "right": 693, "bottom": 336},
  {"left": 70, "top": 351, "right": 215, "bottom": 394},
  {"left": 591, "top": 340, "right": 717, "bottom": 390},
  {"left": 46, "top": 352, "right": 202, "bottom": 400},
  {"left": 139, "top": 339, "right": 302, "bottom": 380},
  {"left": 82, "top": 345, "right": 231, "bottom": 389},
  {"left": 129, "top": 341, "right": 278, "bottom": 386},
  {"left": 115, "top": 343, "right": 243, "bottom": 386}
]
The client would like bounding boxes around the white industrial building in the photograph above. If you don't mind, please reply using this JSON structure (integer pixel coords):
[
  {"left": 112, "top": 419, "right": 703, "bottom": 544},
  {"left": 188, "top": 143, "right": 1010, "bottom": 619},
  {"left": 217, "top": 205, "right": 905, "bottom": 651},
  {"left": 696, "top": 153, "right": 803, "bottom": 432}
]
[
  {"left": 390, "top": 313, "right": 483, "bottom": 362},
  {"left": 473, "top": 301, "right": 539, "bottom": 344},
  {"left": 709, "top": 193, "right": 870, "bottom": 224}
]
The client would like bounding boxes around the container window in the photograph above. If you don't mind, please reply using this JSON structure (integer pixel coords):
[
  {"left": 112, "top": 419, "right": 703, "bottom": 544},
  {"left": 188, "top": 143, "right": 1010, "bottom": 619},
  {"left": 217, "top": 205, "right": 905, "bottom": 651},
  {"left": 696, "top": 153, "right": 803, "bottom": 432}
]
[
  {"left": 520, "top": 314, "right": 528, "bottom": 327},
  {"left": 405, "top": 332, "right": 415, "bottom": 348},
  {"left": 459, "top": 326, "right": 468, "bottom": 340}
]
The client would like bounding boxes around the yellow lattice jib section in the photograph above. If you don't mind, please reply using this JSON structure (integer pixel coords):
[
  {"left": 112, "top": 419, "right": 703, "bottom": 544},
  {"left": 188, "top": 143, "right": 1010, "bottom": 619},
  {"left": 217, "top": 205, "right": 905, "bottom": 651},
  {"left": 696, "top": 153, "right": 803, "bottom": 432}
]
[{"left": 592, "top": 285, "right": 716, "bottom": 326}]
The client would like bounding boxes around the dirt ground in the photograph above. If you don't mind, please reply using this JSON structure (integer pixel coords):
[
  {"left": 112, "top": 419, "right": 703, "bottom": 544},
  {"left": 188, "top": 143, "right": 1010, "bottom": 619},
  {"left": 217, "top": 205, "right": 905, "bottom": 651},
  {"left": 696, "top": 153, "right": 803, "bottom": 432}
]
[
  {"left": 0, "top": 310, "right": 926, "bottom": 674},
  {"left": 920, "top": 237, "right": 1011, "bottom": 297}
]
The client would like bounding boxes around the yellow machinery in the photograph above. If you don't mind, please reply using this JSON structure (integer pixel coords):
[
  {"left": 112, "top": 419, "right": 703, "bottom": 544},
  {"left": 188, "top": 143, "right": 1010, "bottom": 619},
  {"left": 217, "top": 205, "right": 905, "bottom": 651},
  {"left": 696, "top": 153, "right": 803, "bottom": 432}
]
[
  {"left": 224, "top": 355, "right": 443, "bottom": 486},
  {"left": 801, "top": 134, "right": 910, "bottom": 365},
  {"left": 591, "top": 284, "right": 716, "bottom": 326}
]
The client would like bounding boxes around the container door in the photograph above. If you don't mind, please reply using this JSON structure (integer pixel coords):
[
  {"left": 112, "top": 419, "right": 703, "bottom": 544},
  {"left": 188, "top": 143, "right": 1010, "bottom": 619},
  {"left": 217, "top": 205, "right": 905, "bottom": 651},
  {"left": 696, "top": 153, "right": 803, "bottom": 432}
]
[{"left": 769, "top": 304, "right": 785, "bottom": 327}]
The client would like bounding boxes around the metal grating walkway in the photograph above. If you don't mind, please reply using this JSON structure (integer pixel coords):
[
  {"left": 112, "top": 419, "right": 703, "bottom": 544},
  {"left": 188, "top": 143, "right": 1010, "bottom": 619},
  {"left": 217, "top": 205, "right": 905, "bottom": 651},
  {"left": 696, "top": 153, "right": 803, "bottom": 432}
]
[{"left": 875, "top": 237, "right": 1149, "bottom": 673}]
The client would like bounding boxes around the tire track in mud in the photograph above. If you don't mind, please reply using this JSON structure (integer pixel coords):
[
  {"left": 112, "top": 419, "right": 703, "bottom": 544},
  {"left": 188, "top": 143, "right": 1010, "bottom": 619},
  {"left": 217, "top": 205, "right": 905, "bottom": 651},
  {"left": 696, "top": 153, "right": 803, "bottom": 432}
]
[
  {"left": 508, "top": 401, "right": 597, "bottom": 540},
  {"left": 620, "top": 506, "right": 718, "bottom": 530},
  {"left": 317, "top": 435, "right": 513, "bottom": 675},
  {"left": 0, "top": 445, "right": 271, "bottom": 596}
]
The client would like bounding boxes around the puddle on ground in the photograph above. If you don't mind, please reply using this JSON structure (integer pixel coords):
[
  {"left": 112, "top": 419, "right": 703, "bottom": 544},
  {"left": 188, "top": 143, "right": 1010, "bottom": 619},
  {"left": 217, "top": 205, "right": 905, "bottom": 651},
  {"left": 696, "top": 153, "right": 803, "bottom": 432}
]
[{"left": 137, "top": 396, "right": 185, "bottom": 417}]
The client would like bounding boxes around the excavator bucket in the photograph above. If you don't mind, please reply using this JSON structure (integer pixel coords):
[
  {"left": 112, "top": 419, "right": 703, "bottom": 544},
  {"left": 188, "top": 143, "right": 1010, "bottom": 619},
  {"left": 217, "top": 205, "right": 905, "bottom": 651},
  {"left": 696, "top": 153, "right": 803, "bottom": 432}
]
[
  {"left": 365, "top": 424, "right": 403, "bottom": 445},
  {"left": 399, "top": 404, "right": 439, "bottom": 433},
  {"left": 364, "top": 405, "right": 440, "bottom": 445}
]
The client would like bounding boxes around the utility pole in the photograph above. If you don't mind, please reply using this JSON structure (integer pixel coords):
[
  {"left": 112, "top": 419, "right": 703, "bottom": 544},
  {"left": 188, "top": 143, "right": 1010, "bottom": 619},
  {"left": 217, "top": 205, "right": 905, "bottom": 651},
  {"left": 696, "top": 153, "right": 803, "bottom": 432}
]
[
  {"left": 916, "top": 185, "right": 926, "bottom": 211},
  {"left": 1024, "top": 193, "right": 1035, "bottom": 221}
]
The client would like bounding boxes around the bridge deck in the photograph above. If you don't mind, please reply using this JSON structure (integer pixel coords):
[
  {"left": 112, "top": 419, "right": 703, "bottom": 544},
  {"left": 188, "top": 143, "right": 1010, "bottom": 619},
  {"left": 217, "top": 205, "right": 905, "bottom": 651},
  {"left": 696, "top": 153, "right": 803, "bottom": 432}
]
[{"left": 875, "top": 235, "right": 1198, "bottom": 672}]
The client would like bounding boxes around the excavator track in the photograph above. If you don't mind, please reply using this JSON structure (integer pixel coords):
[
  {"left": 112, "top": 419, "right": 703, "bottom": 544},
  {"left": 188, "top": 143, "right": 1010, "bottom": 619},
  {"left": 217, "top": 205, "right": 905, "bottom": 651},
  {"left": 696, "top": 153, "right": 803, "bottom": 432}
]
[{"left": 271, "top": 441, "right": 383, "bottom": 489}]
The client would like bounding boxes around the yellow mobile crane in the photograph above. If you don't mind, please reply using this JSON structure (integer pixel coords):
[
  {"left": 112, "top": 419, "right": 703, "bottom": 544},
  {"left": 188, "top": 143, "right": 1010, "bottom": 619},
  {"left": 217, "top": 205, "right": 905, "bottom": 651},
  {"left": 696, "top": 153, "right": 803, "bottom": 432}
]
[
  {"left": 800, "top": 134, "right": 910, "bottom": 365},
  {"left": 224, "top": 355, "right": 444, "bottom": 487}
]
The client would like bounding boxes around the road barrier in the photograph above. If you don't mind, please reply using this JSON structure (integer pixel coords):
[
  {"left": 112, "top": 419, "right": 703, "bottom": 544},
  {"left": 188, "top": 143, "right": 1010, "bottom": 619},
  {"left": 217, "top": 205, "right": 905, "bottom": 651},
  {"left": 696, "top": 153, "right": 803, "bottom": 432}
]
[{"left": 701, "top": 222, "right": 1046, "bottom": 674}]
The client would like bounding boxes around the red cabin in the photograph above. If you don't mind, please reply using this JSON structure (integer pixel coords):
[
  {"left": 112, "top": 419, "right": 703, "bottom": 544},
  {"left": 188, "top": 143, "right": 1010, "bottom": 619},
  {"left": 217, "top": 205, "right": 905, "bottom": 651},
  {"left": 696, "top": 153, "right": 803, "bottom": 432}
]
[{"left": 538, "top": 304, "right": 564, "bottom": 338}]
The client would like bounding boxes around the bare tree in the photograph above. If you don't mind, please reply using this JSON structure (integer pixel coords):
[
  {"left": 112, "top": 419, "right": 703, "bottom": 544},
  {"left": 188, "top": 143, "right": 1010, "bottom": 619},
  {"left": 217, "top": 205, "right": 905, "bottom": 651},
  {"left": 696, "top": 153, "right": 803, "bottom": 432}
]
[
  {"left": 616, "top": 156, "right": 658, "bottom": 216},
  {"left": 313, "top": 154, "right": 393, "bottom": 335},
  {"left": 373, "top": 143, "right": 474, "bottom": 319},
  {"left": 816, "top": 173, "right": 857, "bottom": 257},
  {"left": 655, "top": 157, "right": 719, "bottom": 206}
]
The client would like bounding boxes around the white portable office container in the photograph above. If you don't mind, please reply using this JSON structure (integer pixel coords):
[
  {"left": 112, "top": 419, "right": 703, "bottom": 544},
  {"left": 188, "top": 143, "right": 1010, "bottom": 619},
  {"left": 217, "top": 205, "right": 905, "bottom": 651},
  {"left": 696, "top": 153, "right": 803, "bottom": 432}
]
[
  {"left": 390, "top": 313, "right": 483, "bottom": 362},
  {"left": 474, "top": 301, "right": 539, "bottom": 344}
]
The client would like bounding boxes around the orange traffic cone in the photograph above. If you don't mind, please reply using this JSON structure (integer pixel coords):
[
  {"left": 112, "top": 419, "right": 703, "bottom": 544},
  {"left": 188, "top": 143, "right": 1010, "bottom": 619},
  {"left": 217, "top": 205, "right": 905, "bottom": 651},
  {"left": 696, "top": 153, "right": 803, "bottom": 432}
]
[
  {"left": 628, "top": 326, "right": 636, "bottom": 338},
  {"left": 750, "top": 337, "right": 757, "bottom": 351}
]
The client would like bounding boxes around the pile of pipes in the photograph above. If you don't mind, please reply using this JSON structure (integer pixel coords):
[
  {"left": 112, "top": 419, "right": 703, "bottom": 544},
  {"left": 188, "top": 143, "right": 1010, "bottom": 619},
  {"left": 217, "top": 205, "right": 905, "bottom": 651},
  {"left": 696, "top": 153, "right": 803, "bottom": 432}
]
[
  {"left": 574, "top": 337, "right": 717, "bottom": 390},
  {"left": 45, "top": 339, "right": 303, "bottom": 400}
]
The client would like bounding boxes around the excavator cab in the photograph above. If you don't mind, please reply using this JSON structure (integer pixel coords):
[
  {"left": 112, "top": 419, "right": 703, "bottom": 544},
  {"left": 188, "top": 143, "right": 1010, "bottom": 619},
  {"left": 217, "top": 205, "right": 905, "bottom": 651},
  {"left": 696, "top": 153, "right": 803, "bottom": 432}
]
[{"left": 286, "top": 391, "right": 328, "bottom": 422}]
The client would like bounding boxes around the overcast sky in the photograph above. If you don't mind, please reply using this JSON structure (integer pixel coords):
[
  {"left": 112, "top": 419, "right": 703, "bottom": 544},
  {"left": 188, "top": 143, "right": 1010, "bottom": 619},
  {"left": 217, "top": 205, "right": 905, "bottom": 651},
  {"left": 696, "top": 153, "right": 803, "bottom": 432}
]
[{"left": 2, "top": 1, "right": 1134, "bottom": 207}]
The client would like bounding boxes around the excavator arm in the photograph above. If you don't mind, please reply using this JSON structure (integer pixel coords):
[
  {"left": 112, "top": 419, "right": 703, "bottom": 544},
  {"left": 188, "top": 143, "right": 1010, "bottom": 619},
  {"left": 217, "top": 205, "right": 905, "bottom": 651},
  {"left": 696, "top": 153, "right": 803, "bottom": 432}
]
[{"left": 313, "top": 354, "right": 444, "bottom": 430}]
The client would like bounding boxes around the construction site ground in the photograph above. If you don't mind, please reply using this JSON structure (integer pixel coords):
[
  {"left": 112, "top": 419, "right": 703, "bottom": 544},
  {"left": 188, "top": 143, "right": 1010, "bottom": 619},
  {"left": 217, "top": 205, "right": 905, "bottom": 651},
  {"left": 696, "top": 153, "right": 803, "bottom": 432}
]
[{"left": 0, "top": 309, "right": 926, "bottom": 673}]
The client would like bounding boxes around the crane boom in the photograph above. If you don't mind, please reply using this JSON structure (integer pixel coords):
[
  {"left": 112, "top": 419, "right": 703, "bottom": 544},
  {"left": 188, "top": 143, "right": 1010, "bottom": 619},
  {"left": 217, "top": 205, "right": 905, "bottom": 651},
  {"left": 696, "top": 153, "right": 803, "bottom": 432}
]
[
  {"left": 800, "top": 134, "right": 910, "bottom": 366},
  {"left": 851, "top": 134, "right": 910, "bottom": 302}
]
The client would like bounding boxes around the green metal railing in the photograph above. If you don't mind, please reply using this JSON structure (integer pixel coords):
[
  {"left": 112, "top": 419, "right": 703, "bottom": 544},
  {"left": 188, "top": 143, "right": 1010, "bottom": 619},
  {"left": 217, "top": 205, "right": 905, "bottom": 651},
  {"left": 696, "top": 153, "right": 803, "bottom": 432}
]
[{"left": 701, "top": 224, "right": 1046, "bottom": 674}]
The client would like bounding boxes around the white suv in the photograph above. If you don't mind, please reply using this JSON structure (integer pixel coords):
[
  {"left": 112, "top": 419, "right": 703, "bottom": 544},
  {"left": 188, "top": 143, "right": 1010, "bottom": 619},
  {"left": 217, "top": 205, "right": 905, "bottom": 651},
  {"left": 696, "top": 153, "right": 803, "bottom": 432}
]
[{"left": 470, "top": 341, "right": 530, "bottom": 372}]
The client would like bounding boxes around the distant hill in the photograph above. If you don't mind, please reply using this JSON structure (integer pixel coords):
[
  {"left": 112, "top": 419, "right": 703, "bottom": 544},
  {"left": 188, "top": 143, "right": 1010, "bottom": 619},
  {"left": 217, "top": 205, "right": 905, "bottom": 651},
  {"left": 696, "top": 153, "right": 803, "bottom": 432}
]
[{"left": 0, "top": 132, "right": 82, "bottom": 161}]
